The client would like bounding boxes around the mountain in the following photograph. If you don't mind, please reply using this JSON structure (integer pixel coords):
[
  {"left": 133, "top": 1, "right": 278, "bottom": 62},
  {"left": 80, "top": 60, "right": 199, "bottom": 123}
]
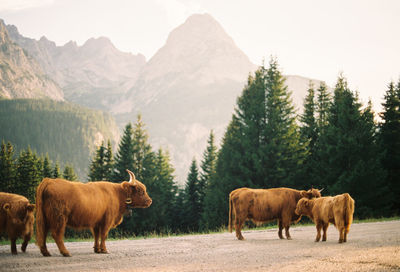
[
  {"left": 0, "top": 99, "right": 119, "bottom": 180},
  {"left": 113, "top": 14, "right": 325, "bottom": 184},
  {"left": 0, "top": 19, "right": 63, "bottom": 100},
  {"left": 6, "top": 24, "right": 146, "bottom": 110},
  {"left": 2, "top": 14, "right": 326, "bottom": 184}
]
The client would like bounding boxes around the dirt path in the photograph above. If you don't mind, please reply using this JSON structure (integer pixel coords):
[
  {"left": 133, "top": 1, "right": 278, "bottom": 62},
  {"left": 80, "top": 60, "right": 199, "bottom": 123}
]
[{"left": 1, "top": 220, "right": 399, "bottom": 272}]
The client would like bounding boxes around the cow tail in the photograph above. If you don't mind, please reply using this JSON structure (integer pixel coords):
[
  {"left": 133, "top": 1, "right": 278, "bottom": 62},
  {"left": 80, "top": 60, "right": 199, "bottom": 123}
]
[
  {"left": 228, "top": 193, "right": 233, "bottom": 233},
  {"left": 35, "top": 178, "right": 49, "bottom": 248},
  {"left": 343, "top": 193, "right": 354, "bottom": 232}
]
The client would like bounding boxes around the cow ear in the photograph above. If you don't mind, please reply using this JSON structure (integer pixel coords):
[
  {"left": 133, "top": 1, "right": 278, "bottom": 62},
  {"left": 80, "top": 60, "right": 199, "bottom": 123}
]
[
  {"left": 122, "top": 181, "right": 131, "bottom": 191},
  {"left": 27, "top": 204, "right": 35, "bottom": 212}
]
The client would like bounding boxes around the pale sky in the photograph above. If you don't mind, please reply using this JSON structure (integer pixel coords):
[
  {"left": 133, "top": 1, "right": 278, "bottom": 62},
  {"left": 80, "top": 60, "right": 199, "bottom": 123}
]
[{"left": 0, "top": 0, "right": 399, "bottom": 113}]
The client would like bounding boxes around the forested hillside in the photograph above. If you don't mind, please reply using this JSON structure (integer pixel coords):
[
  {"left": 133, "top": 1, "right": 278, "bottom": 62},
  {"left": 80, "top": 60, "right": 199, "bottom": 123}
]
[{"left": 0, "top": 99, "right": 119, "bottom": 179}]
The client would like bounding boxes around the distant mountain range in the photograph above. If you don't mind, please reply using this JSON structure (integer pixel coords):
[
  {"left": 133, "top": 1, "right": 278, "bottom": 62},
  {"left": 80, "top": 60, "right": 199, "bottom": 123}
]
[
  {"left": 0, "top": 19, "right": 63, "bottom": 100},
  {"left": 1, "top": 14, "right": 326, "bottom": 184}
]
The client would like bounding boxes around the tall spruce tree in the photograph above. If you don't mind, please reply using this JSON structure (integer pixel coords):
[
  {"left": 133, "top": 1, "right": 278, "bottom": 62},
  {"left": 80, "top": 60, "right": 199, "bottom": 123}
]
[
  {"left": 201, "top": 58, "right": 305, "bottom": 230},
  {"left": 0, "top": 141, "right": 15, "bottom": 193},
  {"left": 316, "top": 82, "right": 331, "bottom": 131},
  {"left": 113, "top": 123, "right": 135, "bottom": 182},
  {"left": 146, "top": 149, "right": 177, "bottom": 232},
  {"left": 201, "top": 117, "right": 246, "bottom": 230},
  {"left": 88, "top": 141, "right": 106, "bottom": 181},
  {"left": 183, "top": 159, "right": 201, "bottom": 231},
  {"left": 299, "top": 82, "right": 317, "bottom": 187},
  {"left": 262, "top": 58, "right": 306, "bottom": 188},
  {"left": 380, "top": 80, "right": 400, "bottom": 214},
  {"left": 117, "top": 115, "right": 160, "bottom": 235},
  {"left": 104, "top": 139, "right": 114, "bottom": 181},
  {"left": 198, "top": 131, "right": 218, "bottom": 212},
  {"left": 316, "top": 75, "right": 389, "bottom": 218},
  {"left": 15, "top": 147, "right": 42, "bottom": 202}
]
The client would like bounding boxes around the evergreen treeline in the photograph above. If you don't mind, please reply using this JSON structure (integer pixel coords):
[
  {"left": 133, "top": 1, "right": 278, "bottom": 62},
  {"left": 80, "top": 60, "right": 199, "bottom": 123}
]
[
  {"left": 0, "top": 143, "right": 77, "bottom": 202},
  {"left": 1, "top": 58, "right": 399, "bottom": 237},
  {"left": 0, "top": 98, "right": 118, "bottom": 180}
]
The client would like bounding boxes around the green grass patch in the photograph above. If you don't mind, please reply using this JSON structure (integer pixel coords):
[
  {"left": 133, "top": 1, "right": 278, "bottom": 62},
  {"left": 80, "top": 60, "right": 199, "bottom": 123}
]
[{"left": 1, "top": 217, "right": 398, "bottom": 246}]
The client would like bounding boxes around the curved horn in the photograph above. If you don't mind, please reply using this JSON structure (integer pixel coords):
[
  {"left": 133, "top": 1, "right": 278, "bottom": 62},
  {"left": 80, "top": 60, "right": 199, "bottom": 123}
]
[
  {"left": 126, "top": 169, "right": 137, "bottom": 185},
  {"left": 319, "top": 188, "right": 324, "bottom": 193}
]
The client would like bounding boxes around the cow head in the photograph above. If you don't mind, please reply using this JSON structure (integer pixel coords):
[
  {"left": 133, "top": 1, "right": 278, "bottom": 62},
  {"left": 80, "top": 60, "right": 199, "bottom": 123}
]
[
  {"left": 295, "top": 198, "right": 310, "bottom": 216},
  {"left": 3, "top": 202, "right": 35, "bottom": 235},
  {"left": 122, "top": 169, "right": 152, "bottom": 208},
  {"left": 301, "top": 187, "right": 323, "bottom": 199}
]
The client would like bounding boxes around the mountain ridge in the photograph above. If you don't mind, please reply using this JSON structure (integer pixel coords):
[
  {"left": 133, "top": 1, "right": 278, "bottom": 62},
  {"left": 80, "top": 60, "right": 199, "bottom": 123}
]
[{"left": 2, "top": 14, "right": 327, "bottom": 184}]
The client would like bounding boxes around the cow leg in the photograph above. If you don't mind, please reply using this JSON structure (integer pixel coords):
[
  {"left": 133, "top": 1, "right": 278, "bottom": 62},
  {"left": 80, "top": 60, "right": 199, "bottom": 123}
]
[
  {"left": 278, "top": 220, "right": 284, "bottom": 239},
  {"left": 344, "top": 227, "right": 349, "bottom": 242},
  {"left": 284, "top": 225, "right": 292, "bottom": 240},
  {"left": 21, "top": 233, "right": 31, "bottom": 252},
  {"left": 10, "top": 237, "right": 17, "bottom": 255},
  {"left": 99, "top": 226, "right": 110, "bottom": 253},
  {"left": 92, "top": 226, "right": 101, "bottom": 253},
  {"left": 315, "top": 223, "right": 322, "bottom": 242},
  {"left": 235, "top": 216, "right": 245, "bottom": 240},
  {"left": 39, "top": 225, "right": 51, "bottom": 256},
  {"left": 322, "top": 223, "right": 329, "bottom": 241},
  {"left": 51, "top": 220, "right": 70, "bottom": 257},
  {"left": 338, "top": 227, "right": 344, "bottom": 243}
]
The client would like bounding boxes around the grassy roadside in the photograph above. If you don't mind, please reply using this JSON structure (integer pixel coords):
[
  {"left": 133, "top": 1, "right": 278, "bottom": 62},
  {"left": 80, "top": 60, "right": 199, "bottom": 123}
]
[{"left": 1, "top": 216, "right": 399, "bottom": 246}]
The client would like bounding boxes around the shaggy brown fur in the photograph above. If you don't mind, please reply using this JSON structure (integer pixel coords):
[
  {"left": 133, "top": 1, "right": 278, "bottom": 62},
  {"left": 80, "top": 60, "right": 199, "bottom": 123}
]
[
  {"left": 35, "top": 170, "right": 152, "bottom": 257},
  {"left": 0, "top": 192, "right": 35, "bottom": 254},
  {"left": 295, "top": 193, "right": 355, "bottom": 243},
  {"left": 228, "top": 187, "right": 322, "bottom": 240}
]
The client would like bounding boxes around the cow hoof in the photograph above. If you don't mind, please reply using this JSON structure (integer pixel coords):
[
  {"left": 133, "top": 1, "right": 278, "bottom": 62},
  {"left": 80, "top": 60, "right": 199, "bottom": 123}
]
[
  {"left": 286, "top": 237, "right": 292, "bottom": 240},
  {"left": 11, "top": 251, "right": 17, "bottom": 255},
  {"left": 62, "top": 252, "right": 71, "bottom": 257}
]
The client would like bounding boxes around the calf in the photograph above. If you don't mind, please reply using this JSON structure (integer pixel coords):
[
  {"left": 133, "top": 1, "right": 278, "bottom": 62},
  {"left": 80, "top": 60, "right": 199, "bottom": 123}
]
[
  {"left": 295, "top": 193, "right": 355, "bottom": 243},
  {"left": 0, "top": 192, "right": 35, "bottom": 254}
]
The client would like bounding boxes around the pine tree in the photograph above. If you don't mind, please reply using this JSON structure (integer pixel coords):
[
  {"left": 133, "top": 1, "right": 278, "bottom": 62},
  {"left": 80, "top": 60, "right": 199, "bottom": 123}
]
[
  {"left": 42, "top": 154, "right": 53, "bottom": 179},
  {"left": 380, "top": 80, "right": 400, "bottom": 214},
  {"left": 299, "top": 82, "right": 317, "bottom": 187},
  {"left": 201, "top": 117, "right": 245, "bottom": 230},
  {"left": 198, "top": 131, "right": 218, "bottom": 212},
  {"left": 201, "top": 58, "right": 305, "bottom": 230},
  {"left": 113, "top": 123, "right": 134, "bottom": 182},
  {"left": 0, "top": 141, "right": 15, "bottom": 192},
  {"left": 183, "top": 159, "right": 201, "bottom": 231},
  {"left": 117, "top": 115, "right": 159, "bottom": 235},
  {"left": 132, "top": 114, "right": 152, "bottom": 180},
  {"left": 316, "top": 82, "right": 331, "bottom": 131},
  {"left": 147, "top": 149, "right": 177, "bottom": 232},
  {"left": 88, "top": 141, "right": 106, "bottom": 181},
  {"left": 63, "top": 164, "right": 78, "bottom": 181},
  {"left": 316, "top": 75, "right": 389, "bottom": 218},
  {"left": 15, "top": 147, "right": 42, "bottom": 202},
  {"left": 104, "top": 139, "right": 114, "bottom": 181},
  {"left": 52, "top": 161, "right": 62, "bottom": 178}
]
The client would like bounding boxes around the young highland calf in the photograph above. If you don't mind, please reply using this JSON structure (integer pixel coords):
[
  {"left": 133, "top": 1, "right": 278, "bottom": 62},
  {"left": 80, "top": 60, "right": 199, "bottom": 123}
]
[
  {"left": 0, "top": 192, "right": 35, "bottom": 254},
  {"left": 295, "top": 193, "right": 355, "bottom": 243}
]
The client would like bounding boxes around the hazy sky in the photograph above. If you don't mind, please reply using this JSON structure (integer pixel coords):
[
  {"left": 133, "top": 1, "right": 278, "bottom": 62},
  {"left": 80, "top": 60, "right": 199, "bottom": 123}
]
[{"left": 0, "top": 0, "right": 399, "bottom": 112}]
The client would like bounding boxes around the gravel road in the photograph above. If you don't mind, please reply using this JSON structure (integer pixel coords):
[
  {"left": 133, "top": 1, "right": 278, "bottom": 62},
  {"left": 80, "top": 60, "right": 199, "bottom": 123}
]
[{"left": 0, "top": 220, "right": 399, "bottom": 272}]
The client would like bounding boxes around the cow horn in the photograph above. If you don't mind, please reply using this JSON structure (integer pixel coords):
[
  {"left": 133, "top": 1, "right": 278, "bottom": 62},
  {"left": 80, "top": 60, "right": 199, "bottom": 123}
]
[
  {"left": 319, "top": 188, "right": 324, "bottom": 193},
  {"left": 126, "top": 169, "right": 137, "bottom": 185}
]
